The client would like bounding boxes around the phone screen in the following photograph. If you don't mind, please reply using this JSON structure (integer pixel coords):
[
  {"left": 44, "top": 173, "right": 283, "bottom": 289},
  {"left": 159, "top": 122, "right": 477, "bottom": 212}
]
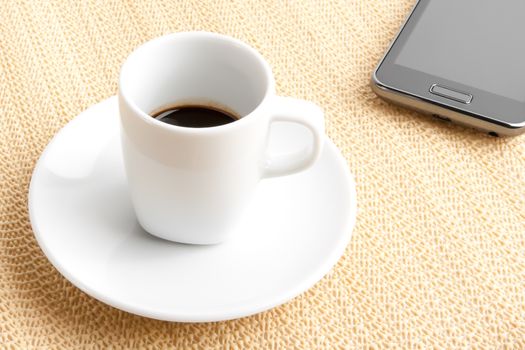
[{"left": 395, "top": 0, "right": 525, "bottom": 102}]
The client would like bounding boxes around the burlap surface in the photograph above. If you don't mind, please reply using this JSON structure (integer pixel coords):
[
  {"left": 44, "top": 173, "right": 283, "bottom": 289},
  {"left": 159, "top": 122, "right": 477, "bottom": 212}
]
[{"left": 1, "top": 0, "right": 524, "bottom": 348}]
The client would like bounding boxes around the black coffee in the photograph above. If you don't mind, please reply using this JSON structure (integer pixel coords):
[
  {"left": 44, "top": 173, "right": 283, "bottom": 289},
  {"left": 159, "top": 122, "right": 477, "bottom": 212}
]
[{"left": 151, "top": 105, "right": 238, "bottom": 128}]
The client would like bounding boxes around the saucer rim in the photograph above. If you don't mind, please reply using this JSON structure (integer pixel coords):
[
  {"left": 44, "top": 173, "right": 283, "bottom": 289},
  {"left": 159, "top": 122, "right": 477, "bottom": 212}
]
[{"left": 28, "top": 96, "right": 357, "bottom": 322}]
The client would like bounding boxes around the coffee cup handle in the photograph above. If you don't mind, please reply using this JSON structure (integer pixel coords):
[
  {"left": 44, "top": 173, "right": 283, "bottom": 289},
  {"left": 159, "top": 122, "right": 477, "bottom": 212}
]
[{"left": 262, "top": 96, "right": 325, "bottom": 178}]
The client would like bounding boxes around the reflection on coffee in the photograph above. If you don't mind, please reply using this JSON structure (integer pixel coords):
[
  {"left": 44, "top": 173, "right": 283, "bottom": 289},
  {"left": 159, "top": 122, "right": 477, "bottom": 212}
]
[{"left": 151, "top": 105, "right": 239, "bottom": 128}]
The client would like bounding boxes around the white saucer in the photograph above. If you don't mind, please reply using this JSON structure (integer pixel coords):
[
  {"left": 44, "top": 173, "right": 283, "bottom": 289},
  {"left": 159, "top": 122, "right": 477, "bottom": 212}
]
[{"left": 29, "top": 96, "right": 356, "bottom": 322}]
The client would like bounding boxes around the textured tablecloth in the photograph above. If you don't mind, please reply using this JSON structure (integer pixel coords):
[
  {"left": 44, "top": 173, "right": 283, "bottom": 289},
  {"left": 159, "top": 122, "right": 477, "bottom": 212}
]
[{"left": 1, "top": 0, "right": 524, "bottom": 348}]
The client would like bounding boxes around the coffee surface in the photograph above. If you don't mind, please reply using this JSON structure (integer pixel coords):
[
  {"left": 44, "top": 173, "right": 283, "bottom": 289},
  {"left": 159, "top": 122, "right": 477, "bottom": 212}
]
[{"left": 151, "top": 105, "right": 238, "bottom": 128}]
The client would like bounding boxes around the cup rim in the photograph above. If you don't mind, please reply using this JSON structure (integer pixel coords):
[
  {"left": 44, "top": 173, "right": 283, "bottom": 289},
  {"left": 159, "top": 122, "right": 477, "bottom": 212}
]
[{"left": 119, "top": 31, "right": 275, "bottom": 134}]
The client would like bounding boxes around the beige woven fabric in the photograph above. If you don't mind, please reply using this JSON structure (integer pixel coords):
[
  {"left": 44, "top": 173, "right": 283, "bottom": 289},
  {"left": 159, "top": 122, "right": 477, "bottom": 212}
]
[{"left": 1, "top": 0, "right": 524, "bottom": 348}]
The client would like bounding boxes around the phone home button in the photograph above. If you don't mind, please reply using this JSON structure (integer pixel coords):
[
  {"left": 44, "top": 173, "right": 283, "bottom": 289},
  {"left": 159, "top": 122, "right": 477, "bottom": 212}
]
[{"left": 429, "top": 84, "right": 473, "bottom": 104}]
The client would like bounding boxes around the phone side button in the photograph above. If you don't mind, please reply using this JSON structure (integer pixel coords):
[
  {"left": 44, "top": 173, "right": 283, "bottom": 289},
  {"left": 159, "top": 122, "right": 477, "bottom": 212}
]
[{"left": 429, "top": 84, "right": 473, "bottom": 104}]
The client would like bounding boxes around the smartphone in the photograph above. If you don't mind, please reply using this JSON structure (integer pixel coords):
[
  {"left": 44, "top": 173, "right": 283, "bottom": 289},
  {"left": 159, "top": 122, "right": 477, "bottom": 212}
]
[{"left": 372, "top": 0, "right": 525, "bottom": 136}]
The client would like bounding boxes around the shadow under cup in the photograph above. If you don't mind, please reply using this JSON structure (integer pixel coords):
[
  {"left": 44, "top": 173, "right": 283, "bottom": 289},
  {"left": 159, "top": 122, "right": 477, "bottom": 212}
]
[{"left": 119, "top": 33, "right": 272, "bottom": 121}]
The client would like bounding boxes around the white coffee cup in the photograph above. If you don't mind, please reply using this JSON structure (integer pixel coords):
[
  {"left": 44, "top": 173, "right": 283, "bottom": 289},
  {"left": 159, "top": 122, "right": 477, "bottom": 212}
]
[{"left": 119, "top": 32, "right": 324, "bottom": 244}]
